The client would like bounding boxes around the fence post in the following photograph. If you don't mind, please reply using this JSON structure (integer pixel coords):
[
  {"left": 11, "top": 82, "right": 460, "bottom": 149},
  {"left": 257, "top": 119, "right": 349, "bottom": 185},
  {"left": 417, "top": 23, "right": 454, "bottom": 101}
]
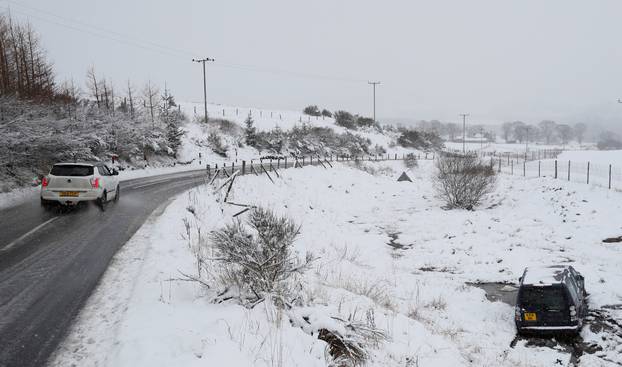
[
  {"left": 232, "top": 162, "right": 235, "bottom": 175},
  {"left": 302, "top": 157, "right": 305, "bottom": 166},
  {"left": 523, "top": 161, "right": 526, "bottom": 176},
  {"left": 538, "top": 161, "right": 541, "bottom": 177},
  {"left": 207, "top": 164, "right": 211, "bottom": 178},
  {"left": 555, "top": 160, "right": 558, "bottom": 179},
  {"left": 511, "top": 160, "right": 514, "bottom": 175},
  {"left": 242, "top": 161, "right": 246, "bottom": 175},
  {"left": 587, "top": 162, "right": 590, "bottom": 184},
  {"left": 284, "top": 157, "right": 287, "bottom": 168},
  {"left": 498, "top": 159, "right": 501, "bottom": 173},
  {"left": 609, "top": 164, "right": 612, "bottom": 189},
  {"left": 568, "top": 161, "right": 571, "bottom": 181}
]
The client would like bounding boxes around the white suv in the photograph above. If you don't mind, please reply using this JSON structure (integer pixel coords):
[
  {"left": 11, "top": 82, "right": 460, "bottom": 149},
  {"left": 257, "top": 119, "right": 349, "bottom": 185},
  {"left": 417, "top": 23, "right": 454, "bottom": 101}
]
[{"left": 41, "top": 162, "right": 120, "bottom": 208}]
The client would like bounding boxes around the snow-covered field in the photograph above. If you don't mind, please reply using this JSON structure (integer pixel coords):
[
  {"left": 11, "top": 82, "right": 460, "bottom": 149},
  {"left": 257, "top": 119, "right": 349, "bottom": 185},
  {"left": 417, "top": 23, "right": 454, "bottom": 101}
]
[
  {"left": 557, "top": 150, "right": 622, "bottom": 167},
  {"left": 51, "top": 160, "right": 622, "bottom": 367},
  {"left": 445, "top": 141, "right": 590, "bottom": 154},
  {"left": 178, "top": 102, "right": 339, "bottom": 132}
]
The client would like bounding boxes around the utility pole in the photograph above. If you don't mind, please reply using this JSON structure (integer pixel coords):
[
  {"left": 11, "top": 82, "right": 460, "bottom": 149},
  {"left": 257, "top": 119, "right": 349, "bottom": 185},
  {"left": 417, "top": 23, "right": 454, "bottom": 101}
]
[
  {"left": 192, "top": 57, "right": 215, "bottom": 123},
  {"left": 480, "top": 126, "right": 484, "bottom": 150},
  {"left": 368, "top": 81, "right": 381, "bottom": 122},
  {"left": 459, "top": 113, "right": 469, "bottom": 153}
]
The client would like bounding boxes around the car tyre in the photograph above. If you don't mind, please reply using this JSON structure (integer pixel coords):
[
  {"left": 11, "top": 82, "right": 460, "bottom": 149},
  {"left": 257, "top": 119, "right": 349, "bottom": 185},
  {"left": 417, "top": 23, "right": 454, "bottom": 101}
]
[
  {"left": 98, "top": 191, "right": 108, "bottom": 211},
  {"left": 114, "top": 185, "right": 120, "bottom": 202},
  {"left": 40, "top": 198, "right": 52, "bottom": 211}
]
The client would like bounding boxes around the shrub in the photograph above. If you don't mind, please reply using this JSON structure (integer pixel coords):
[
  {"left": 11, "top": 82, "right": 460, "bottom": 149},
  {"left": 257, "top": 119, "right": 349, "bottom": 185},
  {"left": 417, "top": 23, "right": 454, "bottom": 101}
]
[
  {"left": 404, "top": 153, "right": 418, "bottom": 169},
  {"left": 397, "top": 128, "right": 444, "bottom": 151},
  {"left": 321, "top": 109, "right": 332, "bottom": 118},
  {"left": 207, "top": 132, "right": 228, "bottom": 157},
  {"left": 334, "top": 110, "right": 356, "bottom": 129},
  {"left": 303, "top": 105, "right": 321, "bottom": 117},
  {"left": 209, "top": 207, "right": 313, "bottom": 307},
  {"left": 211, "top": 118, "right": 241, "bottom": 135},
  {"left": 356, "top": 116, "right": 375, "bottom": 128},
  {"left": 434, "top": 155, "right": 496, "bottom": 210}
]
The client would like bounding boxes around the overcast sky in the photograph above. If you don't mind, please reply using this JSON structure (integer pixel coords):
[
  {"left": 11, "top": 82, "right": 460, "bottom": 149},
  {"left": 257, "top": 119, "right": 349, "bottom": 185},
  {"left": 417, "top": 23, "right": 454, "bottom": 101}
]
[{"left": 6, "top": 0, "right": 622, "bottom": 126}]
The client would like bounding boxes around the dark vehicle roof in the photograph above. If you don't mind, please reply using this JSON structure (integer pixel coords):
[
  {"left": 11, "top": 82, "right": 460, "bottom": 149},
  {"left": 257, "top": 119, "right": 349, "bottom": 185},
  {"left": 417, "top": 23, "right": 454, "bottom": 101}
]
[{"left": 521, "top": 265, "right": 573, "bottom": 287}]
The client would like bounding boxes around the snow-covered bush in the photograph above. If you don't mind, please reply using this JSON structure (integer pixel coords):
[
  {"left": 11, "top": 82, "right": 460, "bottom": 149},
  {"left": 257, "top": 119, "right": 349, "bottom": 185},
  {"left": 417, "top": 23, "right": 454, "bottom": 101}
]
[
  {"left": 209, "top": 207, "right": 314, "bottom": 307},
  {"left": 291, "top": 309, "right": 387, "bottom": 367},
  {"left": 207, "top": 132, "right": 228, "bottom": 157},
  {"left": 397, "top": 128, "right": 444, "bottom": 151},
  {"left": 404, "top": 153, "right": 419, "bottom": 169},
  {"left": 349, "top": 160, "right": 394, "bottom": 177},
  {"left": 434, "top": 154, "right": 496, "bottom": 210}
]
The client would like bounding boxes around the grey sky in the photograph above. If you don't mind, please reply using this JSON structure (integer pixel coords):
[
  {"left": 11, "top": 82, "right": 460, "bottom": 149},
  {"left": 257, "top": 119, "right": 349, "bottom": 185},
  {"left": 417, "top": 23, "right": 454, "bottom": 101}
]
[{"left": 6, "top": 0, "right": 622, "bottom": 126}]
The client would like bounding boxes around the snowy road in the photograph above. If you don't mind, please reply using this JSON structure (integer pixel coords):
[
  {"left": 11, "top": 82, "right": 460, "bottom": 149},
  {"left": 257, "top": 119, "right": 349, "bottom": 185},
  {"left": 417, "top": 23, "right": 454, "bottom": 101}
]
[{"left": 0, "top": 170, "right": 208, "bottom": 367}]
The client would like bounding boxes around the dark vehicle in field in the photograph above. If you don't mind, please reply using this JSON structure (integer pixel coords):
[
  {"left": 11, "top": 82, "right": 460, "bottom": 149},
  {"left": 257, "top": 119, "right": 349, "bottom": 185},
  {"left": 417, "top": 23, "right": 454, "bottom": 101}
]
[{"left": 515, "top": 265, "right": 587, "bottom": 335}]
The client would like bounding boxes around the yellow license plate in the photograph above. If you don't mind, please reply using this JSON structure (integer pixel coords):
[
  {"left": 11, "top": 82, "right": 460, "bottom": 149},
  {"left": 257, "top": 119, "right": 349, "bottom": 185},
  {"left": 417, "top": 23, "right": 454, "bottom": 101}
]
[
  {"left": 524, "top": 312, "right": 537, "bottom": 321},
  {"left": 59, "top": 191, "right": 79, "bottom": 197}
]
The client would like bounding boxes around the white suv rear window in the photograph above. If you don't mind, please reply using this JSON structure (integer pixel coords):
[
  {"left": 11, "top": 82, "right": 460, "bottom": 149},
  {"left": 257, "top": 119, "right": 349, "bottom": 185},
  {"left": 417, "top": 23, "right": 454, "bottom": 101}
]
[{"left": 50, "top": 165, "right": 94, "bottom": 176}]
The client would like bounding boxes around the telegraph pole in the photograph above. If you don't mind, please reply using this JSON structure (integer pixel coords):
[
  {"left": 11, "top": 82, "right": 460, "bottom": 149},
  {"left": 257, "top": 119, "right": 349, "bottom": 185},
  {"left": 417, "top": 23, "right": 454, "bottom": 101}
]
[
  {"left": 368, "top": 81, "right": 381, "bottom": 122},
  {"left": 192, "top": 57, "right": 215, "bottom": 123},
  {"left": 459, "top": 113, "right": 469, "bottom": 153}
]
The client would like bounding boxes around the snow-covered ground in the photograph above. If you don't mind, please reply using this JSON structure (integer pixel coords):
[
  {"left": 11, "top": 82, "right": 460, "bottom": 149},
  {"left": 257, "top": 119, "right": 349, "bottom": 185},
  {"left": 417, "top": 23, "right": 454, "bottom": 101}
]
[
  {"left": 178, "top": 102, "right": 339, "bottom": 132},
  {"left": 557, "top": 150, "right": 622, "bottom": 167},
  {"left": 52, "top": 160, "right": 622, "bottom": 367}
]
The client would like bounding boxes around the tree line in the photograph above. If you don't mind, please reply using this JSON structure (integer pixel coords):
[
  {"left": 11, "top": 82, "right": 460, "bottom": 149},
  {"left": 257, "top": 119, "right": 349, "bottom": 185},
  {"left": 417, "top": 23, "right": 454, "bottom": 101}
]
[{"left": 0, "top": 13, "right": 55, "bottom": 100}]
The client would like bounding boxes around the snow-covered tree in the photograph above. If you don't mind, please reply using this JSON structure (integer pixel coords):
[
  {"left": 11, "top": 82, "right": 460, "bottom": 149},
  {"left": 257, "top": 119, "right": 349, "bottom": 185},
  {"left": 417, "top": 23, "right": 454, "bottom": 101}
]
[
  {"left": 244, "top": 112, "right": 257, "bottom": 147},
  {"left": 159, "top": 88, "right": 184, "bottom": 157}
]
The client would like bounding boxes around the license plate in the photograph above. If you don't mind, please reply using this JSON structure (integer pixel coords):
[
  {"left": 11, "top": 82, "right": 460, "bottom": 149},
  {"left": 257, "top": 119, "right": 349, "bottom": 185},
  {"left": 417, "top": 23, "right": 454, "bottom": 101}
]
[
  {"left": 524, "top": 312, "right": 537, "bottom": 321},
  {"left": 59, "top": 191, "right": 79, "bottom": 197}
]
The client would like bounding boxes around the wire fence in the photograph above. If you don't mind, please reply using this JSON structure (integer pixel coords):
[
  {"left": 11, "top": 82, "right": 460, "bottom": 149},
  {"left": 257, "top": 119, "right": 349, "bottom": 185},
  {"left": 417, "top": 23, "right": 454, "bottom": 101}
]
[
  {"left": 204, "top": 148, "right": 622, "bottom": 192},
  {"left": 493, "top": 158, "right": 622, "bottom": 191}
]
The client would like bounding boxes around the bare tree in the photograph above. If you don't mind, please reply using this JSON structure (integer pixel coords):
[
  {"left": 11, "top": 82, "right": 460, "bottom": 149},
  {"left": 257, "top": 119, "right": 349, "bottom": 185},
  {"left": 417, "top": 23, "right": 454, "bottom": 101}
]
[
  {"left": 446, "top": 122, "right": 459, "bottom": 141},
  {"left": 434, "top": 154, "right": 496, "bottom": 210},
  {"left": 0, "top": 14, "right": 54, "bottom": 99},
  {"left": 126, "top": 79, "right": 135, "bottom": 119},
  {"left": 501, "top": 122, "right": 513, "bottom": 142},
  {"left": 556, "top": 124, "right": 574, "bottom": 146},
  {"left": 574, "top": 123, "right": 587, "bottom": 144},
  {"left": 109, "top": 79, "right": 115, "bottom": 116},
  {"left": 86, "top": 65, "right": 100, "bottom": 108},
  {"left": 142, "top": 80, "right": 159, "bottom": 123},
  {"left": 539, "top": 120, "right": 557, "bottom": 145}
]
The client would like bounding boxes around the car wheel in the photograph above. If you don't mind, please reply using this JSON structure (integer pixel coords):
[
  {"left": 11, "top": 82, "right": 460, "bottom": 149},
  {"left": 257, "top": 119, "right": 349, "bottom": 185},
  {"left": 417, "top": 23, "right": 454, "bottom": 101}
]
[
  {"left": 40, "top": 198, "right": 51, "bottom": 211},
  {"left": 98, "top": 191, "right": 108, "bottom": 211},
  {"left": 114, "top": 185, "right": 120, "bottom": 202}
]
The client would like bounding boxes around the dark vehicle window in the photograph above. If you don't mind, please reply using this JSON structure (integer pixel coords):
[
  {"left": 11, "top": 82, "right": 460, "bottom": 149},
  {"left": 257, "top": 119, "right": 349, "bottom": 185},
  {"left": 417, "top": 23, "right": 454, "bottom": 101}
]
[
  {"left": 51, "top": 165, "right": 94, "bottom": 177},
  {"left": 566, "top": 278, "right": 579, "bottom": 303},
  {"left": 98, "top": 166, "right": 110, "bottom": 176},
  {"left": 520, "top": 287, "right": 566, "bottom": 310}
]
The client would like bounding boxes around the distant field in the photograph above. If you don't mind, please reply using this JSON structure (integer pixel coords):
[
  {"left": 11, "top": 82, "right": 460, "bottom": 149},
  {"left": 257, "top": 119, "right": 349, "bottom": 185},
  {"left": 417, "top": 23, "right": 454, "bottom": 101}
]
[
  {"left": 444, "top": 141, "right": 590, "bottom": 153},
  {"left": 557, "top": 150, "right": 622, "bottom": 166}
]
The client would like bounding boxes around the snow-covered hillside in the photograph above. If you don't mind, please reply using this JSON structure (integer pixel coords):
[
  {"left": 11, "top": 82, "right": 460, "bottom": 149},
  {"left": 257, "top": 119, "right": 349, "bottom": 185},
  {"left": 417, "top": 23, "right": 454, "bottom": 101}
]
[
  {"left": 52, "top": 160, "right": 622, "bottom": 367},
  {"left": 176, "top": 102, "right": 422, "bottom": 166}
]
